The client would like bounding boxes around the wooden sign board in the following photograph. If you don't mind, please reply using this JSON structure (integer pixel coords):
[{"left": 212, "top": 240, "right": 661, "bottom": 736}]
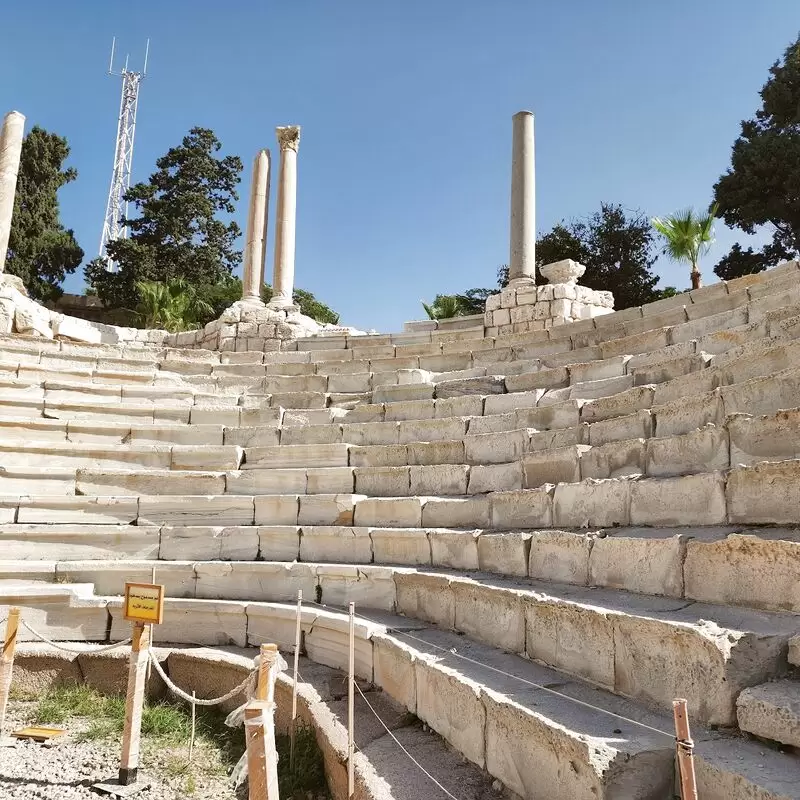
[{"left": 123, "top": 582, "right": 164, "bottom": 625}]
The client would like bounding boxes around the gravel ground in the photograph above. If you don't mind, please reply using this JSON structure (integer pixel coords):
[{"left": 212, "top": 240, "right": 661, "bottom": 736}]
[{"left": 0, "top": 701, "right": 243, "bottom": 800}]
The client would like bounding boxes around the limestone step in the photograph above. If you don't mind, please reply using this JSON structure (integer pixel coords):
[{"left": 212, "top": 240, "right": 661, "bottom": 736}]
[
  {"left": 0, "top": 457, "right": 797, "bottom": 527},
  {"left": 8, "top": 586, "right": 800, "bottom": 799},
  {"left": 2, "top": 521, "right": 798, "bottom": 615},
  {"left": 4, "top": 558, "right": 796, "bottom": 725},
  {"left": 737, "top": 680, "right": 800, "bottom": 749}
]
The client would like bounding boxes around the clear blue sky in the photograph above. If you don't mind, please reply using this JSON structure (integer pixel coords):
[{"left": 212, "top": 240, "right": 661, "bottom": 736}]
[{"left": 1, "top": 1, "right": 797, "bottom": 331}]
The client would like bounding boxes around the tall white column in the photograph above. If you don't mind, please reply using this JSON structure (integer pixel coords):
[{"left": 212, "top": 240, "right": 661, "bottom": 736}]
[
  {"left": 268, "top": 125, "right": 301, "bottom": 310},
  {"left": 0, "top": 111, "right": 25, "bottom": 273},
  {"left": 242, "top": 149, "right": 271, "bottom": 301},
  {"left": 508, "top": 110, "right": 535, "bottom": 285}
]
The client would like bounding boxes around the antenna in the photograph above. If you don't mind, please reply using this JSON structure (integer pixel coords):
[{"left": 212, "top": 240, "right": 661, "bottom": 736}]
[{"left": 98, "top": 38, "right": 150, "bottom": 272}]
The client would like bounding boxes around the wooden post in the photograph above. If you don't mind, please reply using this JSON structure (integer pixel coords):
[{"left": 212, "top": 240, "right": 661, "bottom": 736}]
[
  {"left": 290, "top": 588, "right": 302, "bottom": 772},
  {"left": 347, "top": 601, "right": 355, "bottom": 798},
  {"left": 188, "top": 690, "right": 196, "bottom": 764},
  {"left": 673, "top": 698, "right": 699, "bottom": 800},
  {"left": 245, "top": 704, "right": 268, "bottom": 800},
  {"left": 0, "top": 608, "right": 20, "bottom": 736},
  {"left": 257, "top": 643, "right": 278, "bottom": 703},
  {"left": 119, "top": 622, "right": 150, "bottom": 786}
]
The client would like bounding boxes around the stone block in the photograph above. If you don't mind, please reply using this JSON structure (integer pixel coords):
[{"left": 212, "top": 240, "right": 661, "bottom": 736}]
[
  {"left": 254, "top": 494, "right": 299, "bottom": 525},
  {"left": 720, "top": 368, "right": 800, "bottom": 418},
  {"left": 245, "top": 443, "right": 348, "bottom": 469},
  {"left": 588, "top": 410, "right": 653, "bottom": 447},
  {"left": 226, "top": 468, "right": 306, "bottom": 495},
  {"left": 631, "top": 472, "right": 727, "bottom": 526},
  {"left": 354, "top": 497, "right": 422, "bottom": 528},
  {"left": 505, "top": 367, "right": 569, "bottom": 393},
  {"left": 490, "top": 488, "right": 553, "bottom": 528},
  {"left": 17, "top": 496, "right": 138, "bottom": 525},
  {"left": 553, "top": 478, "right": 631, "bottom": 528},
  {"left": 590, "top": 528, "right": 688, "bottom": 597},
  {"left": 383, "top": 399, "right": 435, "bottom": 422},
  {"left": 523, "top": 445, "right": 586, "bottom": 488},
  {"left": 653, "top": 390, "right": 724, "bottom": 438},
  {"left": 348, "top": 444, "right": 408, "bottom": 468},
  {"left": 468, "top": 461, "right": 523, "bottom": 494},
  {"left": 413, "top": 657, "right": 486, "bottom": 768},
  {"left": 737, "top": 681, "right": 800, "bottom": 749},
  {"left": 685, "top": 530, "right": 800, "bottom": 611},
  {"left": 421, "top": 496, "right": 490, "bottom": 528},
  {"left": 528, "top": 424, "right": 589, "bottom": 452},
  {"left": 397, "top": 416, "right": 468, "bottom": 444},
  {"left": 728, "top": 409, "right": 800, "bottom": 467},
  {"left": 280, "top": 424, "right": 342, "bottom": 446},
  {"left": 370, "top": 528, "right": 431, "bottom": 565},
  {"left": 476, "top": 532, "right": 531, "bottom": 576},
  {"left": 452, "top": 580, "right": 525, "bottom": 653},
  {"left": 342, "top": 422, "right": 399, "bottom": 446},
  {"left": 299, "top": 486, "right": 361, "bottom": 523},
  {"left": 410, "top": 464, "right": 469, "bottom": 495},
  {"left": 581, "top": 439, "right": 646, "bottom": 479},
  {"left": 646, "top": 425, "right": 729, "bottom": 477},
  {"left": 464, "top": 429, "right": 527, "bottom": 465},
  {"left": 305, "top": 467, "right": 354, "bottom": 494},
  {"left": 406, "top": 439, "right": 464, "bottom": 466},
  {"left": 394, "top": 572, "right": 454, "bottom": 628},
  {"left": 527, "top": 530, "right": 592, "bottom": 585},
  {"left": 727, "top": 460, "right": 800, "bottom": 524},
  {"left": 580, "top": 386, "right": 655, "bottom": 424},
  {"left": 428, "top": 529, "right": 480, "bottom": 569},
  {"left": 525, "top": 596, "right": 616, "bottom": 689},
  {"left": 257, "top": 526, "right": 300, "bottom": 560},
  {"left": 354, "top": 465, "right": 410, "bottom": 496},
  {"left": 435, "top": 375, "right": 505, "bottom": 398},
  {"left": 435, "top": 395, "right": 484, "bottom": 418}
]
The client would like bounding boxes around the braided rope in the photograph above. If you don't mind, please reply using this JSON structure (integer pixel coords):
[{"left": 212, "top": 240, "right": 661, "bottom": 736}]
[
  {"left": 148, "top": 650, "right": 257, "bottom": 706},
  {"left": 20, "top": 620, "right": 133, "bottom": 653}
]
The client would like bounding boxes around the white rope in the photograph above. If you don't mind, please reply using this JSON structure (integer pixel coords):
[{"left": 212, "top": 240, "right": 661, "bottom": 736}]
[
  {"left": 20, "top": 620, "right": 133, "bottom": 653},
  {"left": 148, "top": 650, "right": 257, "bottom": 707},
  {"left": 354, "top": 681, "right": 463, "bottom": 800},
  {"left": 304, "top": 599, "right": 673, "bottom": 740}
]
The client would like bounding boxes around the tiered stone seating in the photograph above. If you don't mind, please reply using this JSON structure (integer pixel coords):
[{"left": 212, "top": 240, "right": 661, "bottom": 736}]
[{"left": 3, "top": 262, "right": 800, "bottom": 799}]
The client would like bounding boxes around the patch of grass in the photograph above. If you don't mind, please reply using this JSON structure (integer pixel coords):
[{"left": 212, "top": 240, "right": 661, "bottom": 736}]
[
  {"left": 276, "top": 726, "right": 329, "bottom": 799},
  {"left": 35, "top": 683, "right": 104, "bottom": 725}
]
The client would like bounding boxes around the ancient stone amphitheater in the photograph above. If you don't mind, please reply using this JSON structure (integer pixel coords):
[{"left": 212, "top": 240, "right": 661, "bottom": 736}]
[{"left": 1, "top": 258, "right": 800, "bottom": 799}]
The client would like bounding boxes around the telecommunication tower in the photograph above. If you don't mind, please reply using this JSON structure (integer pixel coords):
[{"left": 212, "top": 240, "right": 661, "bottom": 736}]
[{"left": 98, "top": 38, "right": 149, "bottom": 272}]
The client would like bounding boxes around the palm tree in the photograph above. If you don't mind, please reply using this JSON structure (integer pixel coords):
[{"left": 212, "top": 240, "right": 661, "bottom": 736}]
[
  {"left": 133, "top": 278, "right": 214, "bottom": 331},
  {"left": 651, "top": 204, "right": 718, "bottom": 290},
  {"left": 421, "top": 294, "right": 470, "bottom": 320}
]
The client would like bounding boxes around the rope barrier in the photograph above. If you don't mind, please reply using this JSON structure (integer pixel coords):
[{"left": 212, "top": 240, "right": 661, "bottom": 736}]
[
  {"left": 303, "top": 599, "right": 674, "bottom": 740},
  {"left": 20, "top": 619, "right": 133, "bottom": 654},
  {"left": 148, "top": 650, "right": 257, "bottom": 707},
  {"left": 354, "top": 681, "right": 463, "bottom": 800}
]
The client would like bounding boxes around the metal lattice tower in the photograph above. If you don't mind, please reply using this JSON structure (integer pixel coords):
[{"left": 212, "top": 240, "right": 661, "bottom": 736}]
[{"left": 98, "top": 38, "right": 149, "bottom": 272}]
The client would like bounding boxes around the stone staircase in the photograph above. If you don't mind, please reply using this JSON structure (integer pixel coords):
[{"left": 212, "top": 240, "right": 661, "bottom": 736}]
[{"left": 2, "top": 262, "right": 800, "bottom": 798}]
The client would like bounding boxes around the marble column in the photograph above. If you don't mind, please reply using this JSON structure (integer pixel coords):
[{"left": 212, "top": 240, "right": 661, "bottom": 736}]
[
  {"left": 268, "top": 125, "right": 301, "bottom": 310},
  {"left": 508, "top": 110, "right": 535, "bottom": 286},
  {"left": 0, "top": 111, "right": 25, "bottom": 273},
  {"left": 242, "top": 149, "right": 271, "bottom": 302}
]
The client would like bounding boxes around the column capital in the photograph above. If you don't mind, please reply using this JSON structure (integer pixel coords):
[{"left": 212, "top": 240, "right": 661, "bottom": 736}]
[{"left": 276, "top": 126, "right": 301, "bottom": 152}]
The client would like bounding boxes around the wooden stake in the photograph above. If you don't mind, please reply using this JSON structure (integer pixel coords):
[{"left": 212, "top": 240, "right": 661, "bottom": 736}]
[
  {"left": 119, "top": 622, "right": 150, "bottom": 786},
  {"left": 245, "top": 705, "right": 268, "bottom": 800},
  {"left": 257, "top": 643, "right": 278, "bottom": 703},
  {"left": 673, "top": 698, "right": 699, "bottom": 800},
  {"left": 348, "top": 601, "right": 355, "bottom": 798},
  {"left": 188, "top": 690, "right": 196, "bottom": 764},
  {"left": 0, "top": 608, "right": 20, "bottom": 736},
  {"left": 290, "top": 588, "right": 302, "bottom": 772}
]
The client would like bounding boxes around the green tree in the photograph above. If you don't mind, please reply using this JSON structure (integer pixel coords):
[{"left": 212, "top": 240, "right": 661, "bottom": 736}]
[
  {"left": 260, "top": 284, "right": 340, "bottom": 325},
  {"left": 5, "top": 126, "right": 83, "bottom": 302},
  {"left": 712, "top": 35, "right": 800, "bottom": 276},
  {"left": 421, "top": 294, "right": 472, "bottom": 320},
  {"left": 651, "top": 205, "right": 717, "bottom": 290},
  {"left": 133, "top": 278, "right": 213, "bottom": 331},
  {"left": 85, "top": 127, "right": 243, "bottom": 309}
]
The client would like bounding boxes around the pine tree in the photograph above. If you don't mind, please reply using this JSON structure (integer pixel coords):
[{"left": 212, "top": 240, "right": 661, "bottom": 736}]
[
  {"left": 86, "top": 127, "right": 243, "bottom": 309},
  {"left": 713, "top": 35, "right": 800, "bottom": 278},
  {"left": 5, "top": 126, "right": 83, "bottom": 302}
]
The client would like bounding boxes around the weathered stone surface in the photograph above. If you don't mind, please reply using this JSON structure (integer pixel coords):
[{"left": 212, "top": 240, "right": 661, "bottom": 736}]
[
  {"left": 646, "top": 425, "right": 729, "bottom": 477},
  {"left": 738, "top": 682, "right": 800, "bottom": 748},
  {"left": 553, "top": 478, "right": 631, "bottom": 528},
  {"left": 409, "top": 464, "right": 469, "bottom": 495},
  {"left": 421, "top": 496, "right": 490, "bottom": 528},
  {"left": 581, "top": 438, "right": 646, "bottom": 479},
  {"left": 354, "top": 497, "right": 422, "bottom": 528},
  {"left": 630, "top": 472, "right": 727, "bottom": 527},
  {"left": 371, "top": 528, "right": 431, "bottom": 566},
  {"left": 452, "top": 579, "right": 525, "bottom": 653},
  {"left": 728, "top": 409, "right": 800, "bottom": 467},
  {"left": 490, "top": 488, "right": 553, "bottom": 528},
  {"left": 428, "top": 529, "right": 480, "bottom": 569},
  {"left": 523, "top": 445, "right": 586, "bottom": 488},
  {"left": 528, "top": 529, "right": 592, "bottom": 585},
  {"left": 726, "top": 460, "right": 800, "bottom": 525},
  {"left": 590, "top": 528, "right": 687, "bottom": 597}
]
